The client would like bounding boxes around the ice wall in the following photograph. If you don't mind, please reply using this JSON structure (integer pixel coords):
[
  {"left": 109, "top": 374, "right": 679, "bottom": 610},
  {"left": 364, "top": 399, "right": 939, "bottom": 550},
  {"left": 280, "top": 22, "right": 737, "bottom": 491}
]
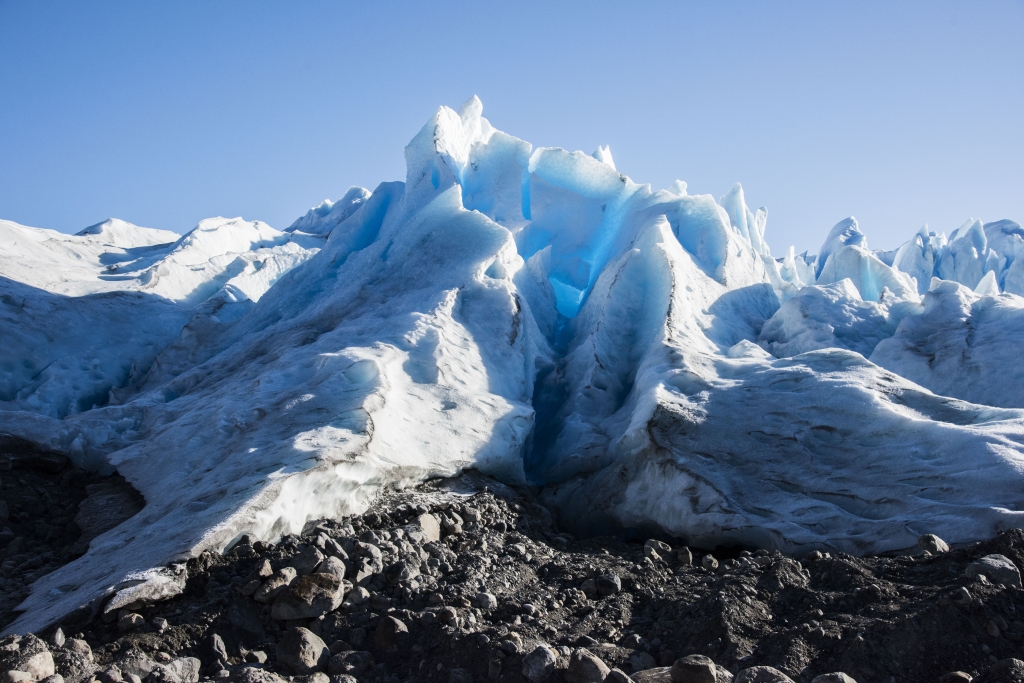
[{"left": 1, "top": 97, "right": 1024, "bottom": 634}]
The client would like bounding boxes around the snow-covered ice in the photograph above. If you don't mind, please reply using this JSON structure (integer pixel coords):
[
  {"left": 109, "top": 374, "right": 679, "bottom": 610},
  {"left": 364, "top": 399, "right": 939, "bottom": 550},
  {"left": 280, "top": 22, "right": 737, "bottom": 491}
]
[{"left": 2, "top": 96, "right": 1024, "bottom": 633}]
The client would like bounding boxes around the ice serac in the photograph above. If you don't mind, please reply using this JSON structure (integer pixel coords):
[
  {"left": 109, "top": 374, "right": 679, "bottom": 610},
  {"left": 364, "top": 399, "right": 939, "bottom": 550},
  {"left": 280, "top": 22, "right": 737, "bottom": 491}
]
[
  {"left": 871, "top": 280, "right": 1024, "bottom": 408},
  {"left": 2, "top": 96, "right": 1024, "bottom": 633}
]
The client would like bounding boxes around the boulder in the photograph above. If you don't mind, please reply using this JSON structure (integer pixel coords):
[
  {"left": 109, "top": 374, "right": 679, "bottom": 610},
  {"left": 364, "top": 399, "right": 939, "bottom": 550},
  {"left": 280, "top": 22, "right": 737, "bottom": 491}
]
[
  {"left": 272, "top": 573, "right": 346, "bottom": 620},
  {"left": 521, "top": 645, "right": 558, "bottom": 682},
  {"left": 918, "top": 534, "right": 949, "bottom": 554},
  {"left": 671, "top": 655, "right": 717, "bottom": 683},
  {"left": 734, "top": 668, "right": 794, "bottom": 683},
  {"left": 966, "top": 555, "right": 1022, "bottom": 588},
  {"left": 565, "top": 649, "right": 610, "bottom": 683},
  {"left": 373, "top": 616, "right": 408, "bottom": 652},
  {"left": 0, "top": 635, "right": 55, "bottom": 681},
  {"left": 276, "top": 628, "right": 329, "bottom": 675},
  {"left": 253, "top": 568, "right": 298, "bottom": 603}
]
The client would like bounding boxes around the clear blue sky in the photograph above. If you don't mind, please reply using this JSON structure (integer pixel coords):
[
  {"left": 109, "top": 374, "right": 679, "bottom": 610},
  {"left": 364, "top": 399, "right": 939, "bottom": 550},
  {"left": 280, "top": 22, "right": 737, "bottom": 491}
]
[{"left": 1, "top": 1, "right": 1021, "bottom": 253}]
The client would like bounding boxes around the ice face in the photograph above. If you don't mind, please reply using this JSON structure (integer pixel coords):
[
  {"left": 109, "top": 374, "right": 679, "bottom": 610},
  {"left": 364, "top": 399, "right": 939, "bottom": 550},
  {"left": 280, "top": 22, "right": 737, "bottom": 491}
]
[{"left": 2, "top": 96, "right": 1024, "bottom": 634}]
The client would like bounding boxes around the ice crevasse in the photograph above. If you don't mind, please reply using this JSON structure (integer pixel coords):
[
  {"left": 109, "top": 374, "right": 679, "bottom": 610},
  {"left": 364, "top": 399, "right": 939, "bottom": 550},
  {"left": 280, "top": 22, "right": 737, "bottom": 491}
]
[{"left": 3, "top": 96, "right": 1024, "bottom": 633}]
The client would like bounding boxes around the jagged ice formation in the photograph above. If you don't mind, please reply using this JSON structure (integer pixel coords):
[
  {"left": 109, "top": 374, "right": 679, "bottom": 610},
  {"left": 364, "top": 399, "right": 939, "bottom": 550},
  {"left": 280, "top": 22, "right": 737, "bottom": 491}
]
[{"left": 2, "top": 97, "right": 1024, "bottom": 634}]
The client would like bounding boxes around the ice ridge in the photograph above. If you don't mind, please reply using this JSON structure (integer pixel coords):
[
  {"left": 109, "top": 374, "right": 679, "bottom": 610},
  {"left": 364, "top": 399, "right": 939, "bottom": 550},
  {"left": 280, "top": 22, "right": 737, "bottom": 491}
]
[{"left": 1, "top": 97, "right": 1024, "bottom": 634}]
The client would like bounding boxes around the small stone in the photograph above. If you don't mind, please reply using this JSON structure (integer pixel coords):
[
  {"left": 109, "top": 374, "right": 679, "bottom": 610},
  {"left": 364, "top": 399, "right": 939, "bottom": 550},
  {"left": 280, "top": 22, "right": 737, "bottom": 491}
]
[
  {"left": 438, "top": 606, "right": 459, "bottom": 627},
  {"left": 952, "top": 587, "right": 973, "bottom": 605},
  {"left": 373, "top": 616, "right": 408, "bottom": 652},
  {"left": 671, "top": 655, "right": 717, "bottom": 683},
  {"left": 240, "top": 580, "right": 262, "bottom": 596},
  {"left": 150, "top": 617, "right": 168, "bottom": 633},
  {"left": 810, "top": 675, "right": 857, "bottom": 683},
  {"left": 244, "top": 652, "right": 267, "bottom": 665},
  {"left": 521, "top": 646, "right": 558, "bottom": 682},
  {"left": 734, "top": 667, "right": 794, "bottom": 683},
  {"left": 580, "top": 579, "right": 597, "bottom": 596},
  {"left": 806, "top": 551, "right": 825, "bottom": 561},
  {"left": 644, "top": 540, "right": 671, "bottom": 562},
  {"left": 988, "top": 621, "right": 1002, "bottom": 638},
  {"left": 40, "top": 676, "right": 64, "bottom": 683},
  {"left": 702, "top": 555, "right": 719, "bottom": 571},
  {"left": 231, "top": 666, "right": 287, "bottom": 683},
  {"left": 207, "top": 634, "right": 229, "bottom": 664},
  {"left": 253, "top": 567, "right": 298, "bottom": 603},
  {"left": 606, "top": 670, "right": 635, "bottom": 683},
  {"left": 317, "top": 557, "right": 346, "bottom": 582},
  {"left": 596, "top": 574, "right": 621, "bottom": 597},
  {"left": 937, "top": 673, "right": 972, "bottom": 683},
  {"left": 257, "top": 560, "right": 274, "bottom": 578},
  {"left": 565, "top": 649, "right": 610, "bottom": 683},
  {"left": 347, "top": 586, "right": 369, "bottom": 605},
  {"left": 7, "top": 673, "right": 32, "bottom": 683},
  {"left": 918, "top": 534, "right": 949, "bottom": 554},
  {"left": 276, "top": 628, "right": 330, "bottom": 675},
  {"left": 966, "top": 555, "right": 1022, "bottom": 588},
  {"left": 474, "top": 593, "right": 498, "bottom": 610},
  {"left": 416, "top": 514, "right": 441, "bottom": 543},
  {"left": 677, "top": 548, "right": 693, "bottom": 566},
  {"left": 292, "top": 546, "right": 326, "bottom": 576},
  {"left": 117, "top": 614, "right": 144, "bottom": 634},
  {"left": 48, "top": 631, "right": 64, "bottom": 650}
]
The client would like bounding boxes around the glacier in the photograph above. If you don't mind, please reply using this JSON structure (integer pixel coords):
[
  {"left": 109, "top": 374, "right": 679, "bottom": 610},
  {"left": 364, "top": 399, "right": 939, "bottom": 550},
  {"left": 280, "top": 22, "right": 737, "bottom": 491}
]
[{"left": 2, "top": 96, "right": 1024, "bottom": 634}]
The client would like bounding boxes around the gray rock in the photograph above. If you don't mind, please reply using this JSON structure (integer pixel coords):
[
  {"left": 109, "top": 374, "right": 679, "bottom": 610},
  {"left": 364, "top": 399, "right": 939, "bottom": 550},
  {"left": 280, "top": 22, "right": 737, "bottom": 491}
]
[
  {"left": 702, "top": 555, "right": 719, "bottom": 571},
  {"left": 207, "top": 635, "right": 228, "bottom": 665},
  {"left": 253, "top": 567, "right": 298, "bottom": 603},
  {"left": 566, "top": 649, "right": 610, "bottom": 683},
  {"left": 966, "top": 555, "right": 1022, "bottom": 588},
  {"left": 39, "top": 676, "right": 63, "bottom": 683},
  {"left": 607, "top": 670, "right": 635, "bottom": 683},
  {"left": 373, "top": 616, "right": 408, "bottom": 652},
  {"left": 47, "top": 633, "right": 63, "bottom": 651},
  {"left": 317, "top": 557, "right": 346, "bottom": 582},
  {"left": 293, "top": 546, "right": 326, "bottom": 576},
  {"left": 327, "top": 652, "right": 373, "bottom": 676},
  {"left": 632, "top": 669, "right": 671, "bottom": 683},
  {"left": 449, "top": 669, "right": 473, "bottom": 683},
  {"left": 329, "top": 676, "right": 357, "bottom": 683},
  {"left": 63, "top": 642, "right": 91, "bottom": 663},
  {"left": 671, "top": 655, "right": 717, "bottom": 683},
  {"left": 272, "top": 573, "right": 346, "bottom": 620},
  {"left": 918, "top": 534, "right": 949, "bottom": 554},
  {"left": 229, "top": 667, "right": 287, "bottom": 683},
  {"left": 810, "top": 675, "right": 857, "bottom": 683},
  {"left": 346, "top": 586, "right": 369, "bottom": 605},
  {"left": 734, "top": 667, "right": 794, "bottom": 683},
  {"left": 416, "top": 514, "right": 441, "bottom": 543},
  {"left": 521, "top": 645, "right": 558, "bottom": 682},
  {"left": 677, "top": 548, "right": 693, "bottom": 565},
  {"left": 1, "top": 635, "right": 55, "bottom": 681},
  {"left": 473, "top": 593, "right": 498, "bottom": 610},
  {"left": 596, "top": 574, "right": 621, "bottom": 596},
  {"left": 117, "top": 614, "right": 144, "bottom": 633},
  {"left": 52, "top": 650, "right": 94, "bottom": 683},
  {"left": 644, "top": 540, "right": 671, "bottom": 562},
  {"left": 976, "top": 658, "right": 1024, "bottom": 683},
  {"left": 162, "top": 659, "right": 200, "bottom": 683},
  {"left": 276, "top": 628, "right": 329, "bottom": 675},
  {"left": 113, "top": 653, "right": 157, "bottom": 681}
]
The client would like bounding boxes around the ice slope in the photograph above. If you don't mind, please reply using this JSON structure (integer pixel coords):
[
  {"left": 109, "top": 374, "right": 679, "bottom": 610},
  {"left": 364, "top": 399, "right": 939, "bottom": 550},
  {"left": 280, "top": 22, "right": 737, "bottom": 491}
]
[
  {"left": 2, "top": 96, "right": 1024, "bottom": 633},
  {"left": 0, "top": 217, "right": 324, "bottom": 420}
]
